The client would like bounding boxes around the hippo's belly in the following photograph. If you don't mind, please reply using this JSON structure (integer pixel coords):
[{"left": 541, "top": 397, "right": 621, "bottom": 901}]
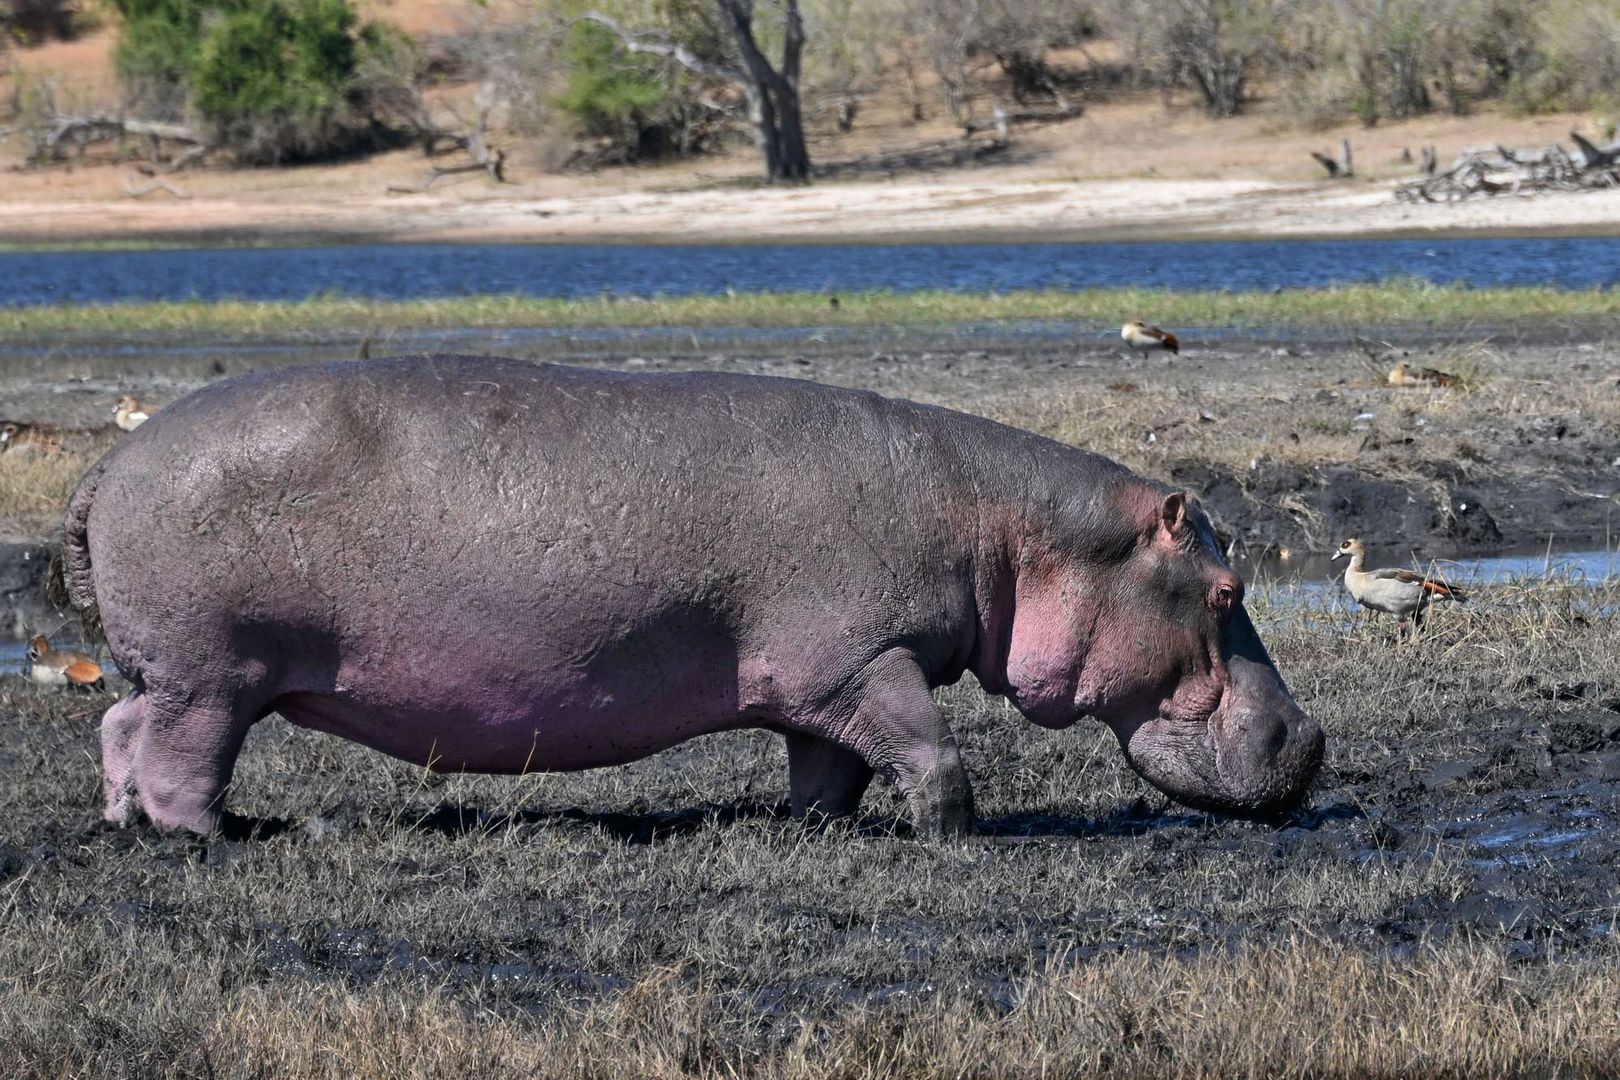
[
  {"left": 265, "top": 627, "right": 755, "bottom": 773},
  {"left": 270, "top": 689, "right": 753, "bottom": 772}
]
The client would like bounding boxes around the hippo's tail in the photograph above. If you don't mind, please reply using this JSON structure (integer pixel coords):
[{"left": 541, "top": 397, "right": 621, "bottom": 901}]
[{"left": 53, "top": 461, "right": 106, "bottom": 643}]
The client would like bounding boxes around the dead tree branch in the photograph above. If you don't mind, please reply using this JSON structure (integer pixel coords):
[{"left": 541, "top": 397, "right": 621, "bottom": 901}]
[
  {"left": 122, "top": 175, "right": 191, "bottom": 199},
  {"left": 1396, "top": 134, "right": 1619, "bottom": 203},
  {"left": 577, "top": 11, "right": 747, "bottom": 85},
  {"left": 20, "top": 110, "right": 211, "bottom": 169},
  {"left": 1311, "top": 138, "right": 1354, "bottom": 178}
]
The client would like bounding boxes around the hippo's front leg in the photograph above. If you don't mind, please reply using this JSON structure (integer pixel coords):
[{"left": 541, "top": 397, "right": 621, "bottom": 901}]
[{"left": 806, "top": 648, "right": 975, "bottom": 837}]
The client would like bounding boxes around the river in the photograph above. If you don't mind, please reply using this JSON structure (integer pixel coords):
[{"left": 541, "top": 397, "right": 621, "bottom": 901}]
[{"left": 3, "top": 235, "right": 1620, "bottom": 306}]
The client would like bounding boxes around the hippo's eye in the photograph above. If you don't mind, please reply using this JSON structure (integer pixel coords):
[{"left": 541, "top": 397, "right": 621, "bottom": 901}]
[{"left": 1210, "top": 581, "right": 1240, "bottom": 618}]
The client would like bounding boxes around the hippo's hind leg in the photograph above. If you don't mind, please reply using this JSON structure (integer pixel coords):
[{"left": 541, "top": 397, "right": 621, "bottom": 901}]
[
  {"left": 128, "top": 687, "right": 263, "bottom": 834},
  {"left": 785, "top": 732, "right": 873, "bottom": 823},
  {"left": 100, "top": 692, "right": 146, "bottom": 825},
  {"left": 807, "top": 648, "right": 974, "bottom": 838}
]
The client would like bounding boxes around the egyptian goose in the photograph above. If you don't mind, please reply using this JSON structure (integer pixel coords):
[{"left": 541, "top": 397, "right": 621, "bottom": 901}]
[
  {"left": 0, "top": 421, "right": 62, "bottom": 456},
  {"left": 1121, "top": 321, "right": 1179, "bottom": 355},
  {"left": 26, "top": 635, "right": 105, "bottom": 691},
  {"left": 1387, "top": 361, "right": 1454, "bottom": 388},
  {"left": 114, "top": 396, "right": 155, "bottom": 432},
  {"left": 1331, "top": 538, "right": 1466, "bottom": 630}
]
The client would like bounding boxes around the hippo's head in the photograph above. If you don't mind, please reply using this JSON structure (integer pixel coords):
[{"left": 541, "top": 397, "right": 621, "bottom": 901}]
[{"left": 993, "top": 485, "right": 1323, "bottom": 816}]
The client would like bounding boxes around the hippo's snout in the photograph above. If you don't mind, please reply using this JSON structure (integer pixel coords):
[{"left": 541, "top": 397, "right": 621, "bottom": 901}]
[
  {"left": 1120, "top": 673, "right": 1324, "bottom": 819},
  {"left": 1210, "top": 699, "right": 1325, "bottom": 816}
]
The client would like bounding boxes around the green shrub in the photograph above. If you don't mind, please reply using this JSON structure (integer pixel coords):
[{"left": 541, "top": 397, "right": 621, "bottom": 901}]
[
  {"left": 554, "top": 20, "right": 668, "bottom": 158},
  {"left": 111, "top": 0, "right": 396, "bottom": 161},
  {"left": 111, "top": 0, "right": 211, "bottom": 117},
  {"left": 191, "top": 0, "right": 381, "bottom": 162}
]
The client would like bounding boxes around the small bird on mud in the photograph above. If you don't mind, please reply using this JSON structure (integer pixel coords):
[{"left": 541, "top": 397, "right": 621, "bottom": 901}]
[
  {"left": 1387, "top": 361, "right": 1455, "bottom": 389},
  {"left": 1332, "top": 538, "right": 1467, "bottom": 632},
  {"left": 26, "top": 635, "right": 105, "bottom": 691},
  {"left": 1121, "top": 320, "right": 1180, "bottom": 356},
  {"left": 0, "top": 421, "right": 62, "bottom": 456},
  {"left": 114, "top": 396, "right": 155, "bottom": 432}
]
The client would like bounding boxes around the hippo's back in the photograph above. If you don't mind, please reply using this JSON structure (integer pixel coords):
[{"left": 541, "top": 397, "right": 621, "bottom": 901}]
[{"left": 72, "top": 357, "right": 1052, "bottom": 738}]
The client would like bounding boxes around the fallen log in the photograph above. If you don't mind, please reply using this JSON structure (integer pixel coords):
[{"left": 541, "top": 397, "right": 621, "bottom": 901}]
[
  {"left": 387, "top": 149, "right": 507, "bottom": 194},
  {"left": 1395, "top": 134, "right": 1620, "bottom": 203},
  {"left": 30, "top": 112, "right": 211, "bottom": 169}
]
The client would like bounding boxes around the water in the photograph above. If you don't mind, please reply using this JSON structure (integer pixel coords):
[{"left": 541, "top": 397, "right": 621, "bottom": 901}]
[
  {"left": 1241, "top": 544, "right": 1620, "bottom": 608},
  {"left": 4, "top": 236, "right": 1620, "bottom": 307}
]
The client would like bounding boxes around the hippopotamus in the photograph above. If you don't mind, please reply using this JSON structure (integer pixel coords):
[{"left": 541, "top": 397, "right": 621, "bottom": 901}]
[{"left": 60, "top": 356, "right": 1323, "bottom": 836}]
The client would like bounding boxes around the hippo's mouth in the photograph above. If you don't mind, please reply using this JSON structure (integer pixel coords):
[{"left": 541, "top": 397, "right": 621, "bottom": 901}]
[{"left": 1118, "top": 707, "right": 1322, "bottom": 818}]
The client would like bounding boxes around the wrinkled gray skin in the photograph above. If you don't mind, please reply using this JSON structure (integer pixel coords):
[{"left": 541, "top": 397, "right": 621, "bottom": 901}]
[{"left": 64, "top": 357, "right": 1323, "bottom": 836}]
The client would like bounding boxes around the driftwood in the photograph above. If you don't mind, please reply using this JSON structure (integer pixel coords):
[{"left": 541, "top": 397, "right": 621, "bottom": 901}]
[
  {"left": 959, "top": 97, "right": 1082, "bottom": 142},
  {"left": 386, "top": 84, "right": 509, "bottom": 194},
  {"left": 122, "top": 175, "right": 191, "bottom": 199},
  {"left": 387, "top": 150, "right": 507, "bottom": 194},
  {"left": 1396, "top": 132, "right": 1620, "bottom": 203},
  {"left": 1310, "top": 138, "right": 1354, "bottom": 178},
  {"left": 32, "top": 112, "right": 211, "bottom": 169}
]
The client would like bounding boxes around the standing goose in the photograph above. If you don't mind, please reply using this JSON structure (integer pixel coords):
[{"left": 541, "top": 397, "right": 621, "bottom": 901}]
[
  {"left": 1332, "top": 538, "right": 1466, "bottom": 631},
  {"left": 1121, "top": 321, "right": 1180, "bottom": 355}
]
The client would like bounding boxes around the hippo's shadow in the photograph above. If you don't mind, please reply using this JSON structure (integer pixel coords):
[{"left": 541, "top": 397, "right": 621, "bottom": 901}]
[
  {"left": 219, "top": 798, "right": 911, "bottom": 847},
  {"left": 407, "top": 798, "right": 798, "bottom": 845},
  {"left": 210, "top": 797, "right": 1363, "bottom": 846},
  {"left": 978, "top": 797, "right": 1365, "bottom": 840}
]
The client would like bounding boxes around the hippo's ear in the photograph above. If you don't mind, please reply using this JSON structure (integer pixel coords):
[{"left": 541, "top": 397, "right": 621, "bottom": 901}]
[{"left": 1158, "top": 492, "right": 1192, "bottom": 541}]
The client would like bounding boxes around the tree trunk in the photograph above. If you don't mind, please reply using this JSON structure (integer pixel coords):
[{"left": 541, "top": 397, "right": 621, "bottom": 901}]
[
  {"left": 717, "top": 0, "right": 811, "bottom": 183},
  {"left": 580, "top": 5, "right": 811, "bottom": 183}
]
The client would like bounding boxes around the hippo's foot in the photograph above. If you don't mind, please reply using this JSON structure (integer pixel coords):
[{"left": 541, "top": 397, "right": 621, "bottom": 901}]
[
  {"left": 100, "top": 692, "right": 145, "bottom": 826},
  {"left": 905, "top": 758, "right": 976, "bottom": 838},
  {"left": 829, "top": 648, "right": 977, "bottom": 840},
  {"left": 101, "top": 685, "right": 258, "bottom": 834},
  {"left": 786, "top": 732, "right": 874, "bottom": 825}
]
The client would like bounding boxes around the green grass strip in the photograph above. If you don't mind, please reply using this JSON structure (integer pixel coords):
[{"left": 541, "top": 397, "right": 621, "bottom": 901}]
[{"left": 2, "top": 281, "right": 1617, "bottom": 336}]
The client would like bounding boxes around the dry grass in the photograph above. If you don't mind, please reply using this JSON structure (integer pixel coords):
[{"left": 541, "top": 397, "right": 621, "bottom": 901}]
[
  {"left": 0, "top": 447, "right": 97, "bottom": 527},
  {"left": 8, "top": 936, "right": 1619, "bottom": 1078}
]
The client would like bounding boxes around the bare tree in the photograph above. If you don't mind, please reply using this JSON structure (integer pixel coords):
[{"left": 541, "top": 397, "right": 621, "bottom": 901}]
[
  {"left": 582, "top": 2, "right": 810, "bottom": 182},
  {"left": 1102, "top": 0, "right": 1287, "bottom": 117}
]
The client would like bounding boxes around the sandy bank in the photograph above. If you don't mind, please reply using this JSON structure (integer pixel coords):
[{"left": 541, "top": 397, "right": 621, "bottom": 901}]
[{"left": 4, "top": 171, "right": 1620, "bottom": 247}]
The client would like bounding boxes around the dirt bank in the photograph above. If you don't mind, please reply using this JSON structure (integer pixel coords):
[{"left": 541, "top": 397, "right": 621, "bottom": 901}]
[{"left": 5, "top": 169, "right": 1620, "bottom": 247}]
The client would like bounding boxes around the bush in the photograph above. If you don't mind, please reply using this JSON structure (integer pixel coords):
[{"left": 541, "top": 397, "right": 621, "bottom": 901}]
[
  {"left": 112, "top": 0, "right": 396, "bottom": 161},
  {"left": 553, "top": 16, "right": 730, "bottom": 164},
  {"left": 191, "top": 0, "right": 383, "bottom": 162},
  {"left": 555, "top": 21, "right": 667, "bottom": 152},
  {"left": 111, "top": 0, "right": 208, "bottom": 117}
]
